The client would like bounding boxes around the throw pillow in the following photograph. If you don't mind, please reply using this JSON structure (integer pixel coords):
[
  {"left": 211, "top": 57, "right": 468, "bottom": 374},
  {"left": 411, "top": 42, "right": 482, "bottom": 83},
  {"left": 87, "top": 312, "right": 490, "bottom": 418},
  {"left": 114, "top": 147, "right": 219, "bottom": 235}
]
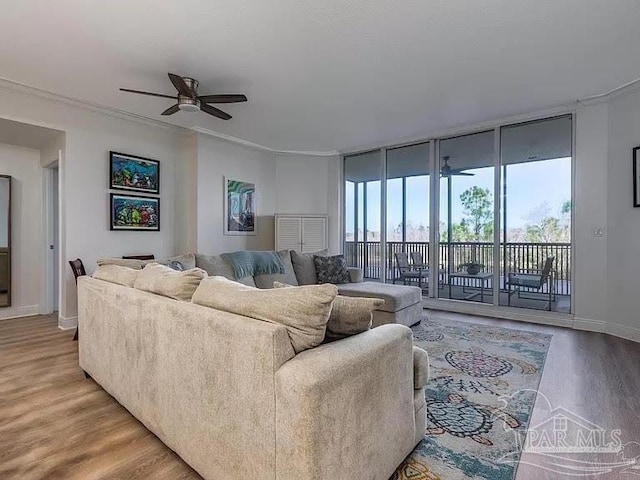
[
  {"left": 273, "top": 281, "right": 383, "bottom": 339},
  {"left": 93, "top": 264, "right": 140, "bottom": 287},
  {"left": 134, "top": 263, "right": 207, "bottom": 301},
  {"left": 192, "top": 276, "right": 337, "bottom": 353},
  {"left": 194, "top": 253, "right": 258, "bottom": 287},
  {"left": 314, "top": 254, "right": 350, "bottom": 284},
  {"left": 253, "top": 250, "right": 299, "bottom": 288},
  {"left": 290, "top": 249, "right": 328, "bottom": 285}
]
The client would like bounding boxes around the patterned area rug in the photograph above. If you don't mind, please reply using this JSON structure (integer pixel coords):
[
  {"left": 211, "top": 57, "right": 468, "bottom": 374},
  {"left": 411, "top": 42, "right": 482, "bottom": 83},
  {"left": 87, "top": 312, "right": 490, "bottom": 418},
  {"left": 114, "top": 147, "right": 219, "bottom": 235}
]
[{"left": 391, "top": 317, "right": 551, "bottom": 480}]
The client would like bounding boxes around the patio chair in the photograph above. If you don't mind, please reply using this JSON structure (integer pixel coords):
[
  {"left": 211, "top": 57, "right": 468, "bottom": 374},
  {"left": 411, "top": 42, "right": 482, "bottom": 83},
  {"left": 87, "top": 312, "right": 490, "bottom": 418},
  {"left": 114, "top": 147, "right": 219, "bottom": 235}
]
[
  {"left": 410, "top": 252, "right": 446, "bottom": 288},
  {"left": 394, "top": 252, "right": 429, "bottom": 288},
  {"left": 506, "top": 256, "right": 556, "bottom": 311}
]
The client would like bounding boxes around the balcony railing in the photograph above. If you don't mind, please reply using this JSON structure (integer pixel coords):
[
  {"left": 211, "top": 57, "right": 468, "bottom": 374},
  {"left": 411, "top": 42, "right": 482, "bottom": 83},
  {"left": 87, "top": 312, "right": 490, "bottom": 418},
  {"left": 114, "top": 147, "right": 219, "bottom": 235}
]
[{"left": 344, "top": 241, "right": 571, "bottom": 296}]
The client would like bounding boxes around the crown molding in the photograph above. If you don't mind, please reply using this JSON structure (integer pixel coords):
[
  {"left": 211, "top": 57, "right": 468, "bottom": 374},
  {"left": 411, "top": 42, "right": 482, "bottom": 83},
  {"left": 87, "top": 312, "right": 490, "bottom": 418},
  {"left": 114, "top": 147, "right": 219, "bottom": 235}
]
[
  {"left": 577, "top": 77, "right": 640, "bottom": 106},
  {"left": 190, "top": 127, "right": 339, "bottom": 156},
  {"left": 0, "top": 76, "right": 188, "bottom": 132},
  {"left": 0, "top": 77, "right": 339, "bottom": 157}
]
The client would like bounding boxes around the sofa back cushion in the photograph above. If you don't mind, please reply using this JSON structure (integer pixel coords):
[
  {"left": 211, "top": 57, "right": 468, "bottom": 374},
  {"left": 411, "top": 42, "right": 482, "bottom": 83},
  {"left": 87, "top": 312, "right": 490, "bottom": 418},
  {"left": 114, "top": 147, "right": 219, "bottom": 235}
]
[
  {"left": 134, "top": 263, "right": 208, "bottom": 301},
  {"left": 192, "top": 276, "right": 337, "bottom": 353},
  {"left": 97, "top": 253, "right": 196, "bottom": 271},
  {"left": 195, "top": 253, "right": 257, "bottom": 287},
  {"left": 254, "top": 250, "right": 299, "bottom": 288},
  {"left": 290, "top": 249, "right": 328, "bottom": 285},
  {"left": 273, "top": 281, "right": 383, "bottom": 339},
  {"left": 93, "top": 264, "right": 140, "bottom": 287}
]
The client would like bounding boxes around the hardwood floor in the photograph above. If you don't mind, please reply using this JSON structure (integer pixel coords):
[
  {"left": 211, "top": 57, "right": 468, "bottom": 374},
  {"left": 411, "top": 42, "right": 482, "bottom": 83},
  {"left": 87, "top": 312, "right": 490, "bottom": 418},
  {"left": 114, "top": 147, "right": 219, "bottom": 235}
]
[{"left": 1, "top": 313, "right": 639, "bottom": 479}]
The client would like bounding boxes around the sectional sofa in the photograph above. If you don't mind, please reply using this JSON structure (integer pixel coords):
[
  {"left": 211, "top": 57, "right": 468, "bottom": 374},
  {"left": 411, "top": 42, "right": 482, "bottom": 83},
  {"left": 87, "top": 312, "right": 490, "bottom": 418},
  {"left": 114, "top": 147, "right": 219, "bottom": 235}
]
[
  {"left": 99, "top": 250, "right": 424, "bottom": 327},
  {"left": 79, "top": 261, "right": 430, "bottom": 480}
]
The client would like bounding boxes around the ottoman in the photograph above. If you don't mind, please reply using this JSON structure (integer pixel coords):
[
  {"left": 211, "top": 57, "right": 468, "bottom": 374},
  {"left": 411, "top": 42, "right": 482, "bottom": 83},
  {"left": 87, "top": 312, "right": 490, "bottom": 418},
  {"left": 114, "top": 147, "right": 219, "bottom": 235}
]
[{"left": 336, "top": 282, "right": 423, "bottom": 327}]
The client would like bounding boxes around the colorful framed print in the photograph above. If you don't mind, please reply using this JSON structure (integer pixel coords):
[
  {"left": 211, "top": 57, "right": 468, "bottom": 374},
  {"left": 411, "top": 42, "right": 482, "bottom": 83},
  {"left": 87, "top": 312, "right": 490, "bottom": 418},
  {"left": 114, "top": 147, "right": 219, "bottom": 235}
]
[
  {"left": 634, "top": 146, "right": 640, "bottom": 207},
  {"left": 224, "top": 177, "right": 256, "bottom": 235},
  {"left": 109, "top": 151, "right": 160, "bottom": 194},
  {"left": 110, "top": 193, "right": 160, "bottom": 231}
]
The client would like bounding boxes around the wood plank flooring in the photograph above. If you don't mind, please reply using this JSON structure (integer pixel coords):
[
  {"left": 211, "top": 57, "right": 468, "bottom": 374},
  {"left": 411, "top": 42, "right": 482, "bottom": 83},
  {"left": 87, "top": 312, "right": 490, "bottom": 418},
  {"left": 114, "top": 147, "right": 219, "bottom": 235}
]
[{"left": 1, "top": 313, "right": 639, "bottom": 479}]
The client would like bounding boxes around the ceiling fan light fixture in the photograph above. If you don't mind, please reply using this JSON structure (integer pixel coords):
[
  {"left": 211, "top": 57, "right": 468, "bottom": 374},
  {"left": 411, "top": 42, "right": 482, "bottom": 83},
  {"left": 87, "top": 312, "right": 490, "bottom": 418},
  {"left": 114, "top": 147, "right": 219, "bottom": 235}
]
[{"left": 178, "top": 96, "right": 201, "bottom": 112}]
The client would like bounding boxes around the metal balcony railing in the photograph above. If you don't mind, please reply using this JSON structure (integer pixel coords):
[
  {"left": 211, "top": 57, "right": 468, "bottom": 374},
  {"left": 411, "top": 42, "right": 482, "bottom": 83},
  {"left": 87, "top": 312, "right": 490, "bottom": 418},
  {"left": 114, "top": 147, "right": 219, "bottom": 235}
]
[{"left": 344, "top": 241, "right": 571, "bottom": 296}]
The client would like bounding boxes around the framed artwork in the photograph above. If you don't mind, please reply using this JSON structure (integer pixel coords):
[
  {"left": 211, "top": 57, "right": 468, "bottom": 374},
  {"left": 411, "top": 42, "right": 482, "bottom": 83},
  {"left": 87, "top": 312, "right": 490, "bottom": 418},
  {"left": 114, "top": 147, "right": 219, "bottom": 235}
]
[
  {"left": 634, "top": 146, "right": 640, "bottom": 207},
  {"left": 110, "top": 151, "right": 160, "bottom": 194},
  {"left": 110, "top": 193, "right": 160, "bottom": 231},
  {"left": 224, "top": 177, "right": 256, "bottom": 235}
]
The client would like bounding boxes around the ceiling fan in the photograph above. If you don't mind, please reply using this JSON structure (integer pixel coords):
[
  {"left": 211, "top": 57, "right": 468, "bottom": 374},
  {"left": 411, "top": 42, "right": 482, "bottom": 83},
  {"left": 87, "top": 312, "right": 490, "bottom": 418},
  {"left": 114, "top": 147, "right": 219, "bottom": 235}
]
[
  {"left": 120, "top": 73, "right": 247, "bottom": 120},
  {"left": 440, "top": 156, "right": 474, "bottom": 177}
]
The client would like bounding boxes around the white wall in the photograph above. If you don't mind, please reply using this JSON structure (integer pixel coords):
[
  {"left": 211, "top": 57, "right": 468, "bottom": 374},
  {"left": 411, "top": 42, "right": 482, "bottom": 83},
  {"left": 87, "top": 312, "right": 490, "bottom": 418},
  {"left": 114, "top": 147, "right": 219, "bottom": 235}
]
[
  {"left": 0, "top": 143, "right": 43, "bottom": 319},
  {"left": 0, "top": 85, "right": 184, "bottom": 325},
  {"left": 606, "top": 90, "right": 640, "bottom": 338},
  {"left": 573, "top": 103, "right": 609, "bottom": 328},
  {"left": 195, "top": 134, "right": 277, "bottom": 254},
  {"left": 275, "top": 154, "right": 341, "bottom": 253}
]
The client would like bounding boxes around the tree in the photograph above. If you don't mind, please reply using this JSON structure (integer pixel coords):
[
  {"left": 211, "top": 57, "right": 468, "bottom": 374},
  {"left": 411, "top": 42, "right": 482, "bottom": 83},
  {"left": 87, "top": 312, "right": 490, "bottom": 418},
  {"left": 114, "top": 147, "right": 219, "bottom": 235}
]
[{"left": 460, "top": 186, "right": 493, "bottom": 242}]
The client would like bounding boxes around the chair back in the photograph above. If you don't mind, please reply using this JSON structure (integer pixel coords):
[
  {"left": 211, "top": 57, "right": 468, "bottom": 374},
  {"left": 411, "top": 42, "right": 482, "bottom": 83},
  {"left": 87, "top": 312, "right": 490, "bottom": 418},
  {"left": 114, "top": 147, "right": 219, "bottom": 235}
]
[
  {"left": 123, "top": 254, "right": 155, "bottom": 260},
  {"left": 68, "top": 259, "right": 86, "bottom": 284},
  {"left": 410, "top": 251, "right": 424, "bottom": 267},
  {"left": 395, "top": 252, "right": 411, "bottom": 272},
  {"left": 540, "top": 256, "right": 555, "bottom": 283}
]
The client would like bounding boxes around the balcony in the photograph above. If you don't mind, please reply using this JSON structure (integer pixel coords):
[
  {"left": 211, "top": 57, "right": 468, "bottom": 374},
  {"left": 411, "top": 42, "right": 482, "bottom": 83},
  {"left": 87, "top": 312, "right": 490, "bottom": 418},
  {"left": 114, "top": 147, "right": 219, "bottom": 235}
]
[{"left": 344, "top": 241, "right": 571, "bottom": 313}]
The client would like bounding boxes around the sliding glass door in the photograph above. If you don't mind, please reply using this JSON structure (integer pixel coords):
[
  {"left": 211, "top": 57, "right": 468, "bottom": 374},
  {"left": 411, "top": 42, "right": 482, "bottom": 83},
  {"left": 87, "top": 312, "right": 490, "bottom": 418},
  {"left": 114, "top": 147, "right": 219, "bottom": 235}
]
[
  {"left": 386, "top": 142, "right": 431, "bottom": 286},
  {"left": 344, "top": 151, "right": 382, "bottom": 279},
  {"left": 499, "top": 115, "right": 572, "bottom": 312},
  {"left": 438, "top": 131, "right": 495, "bottom": 304}
]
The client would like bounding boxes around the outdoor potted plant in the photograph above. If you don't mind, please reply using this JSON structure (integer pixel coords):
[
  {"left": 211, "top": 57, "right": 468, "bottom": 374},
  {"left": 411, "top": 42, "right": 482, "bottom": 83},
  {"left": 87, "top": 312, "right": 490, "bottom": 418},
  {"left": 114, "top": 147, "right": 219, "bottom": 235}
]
[{"left": 459, "top": 262, "right": 483, "bottom": 275}]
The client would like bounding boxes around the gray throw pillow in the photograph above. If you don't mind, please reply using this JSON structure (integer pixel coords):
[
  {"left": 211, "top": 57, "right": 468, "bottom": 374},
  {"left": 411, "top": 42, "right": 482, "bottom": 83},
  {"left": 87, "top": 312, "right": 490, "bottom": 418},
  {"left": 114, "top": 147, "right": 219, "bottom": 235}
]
[
  {"left": 313, "top": 255, "right": 350, "bottom": 284},
  {"left": 291, "top": 249, "right": 328, "bottom": 285}
]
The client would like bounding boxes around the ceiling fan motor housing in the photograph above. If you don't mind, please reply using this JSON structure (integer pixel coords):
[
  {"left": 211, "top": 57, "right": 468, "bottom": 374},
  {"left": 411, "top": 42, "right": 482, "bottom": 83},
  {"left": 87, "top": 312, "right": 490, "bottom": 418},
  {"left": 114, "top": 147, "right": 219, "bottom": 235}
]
[{"left": 178, "top": 77, "right": 200, "bottom": 111}]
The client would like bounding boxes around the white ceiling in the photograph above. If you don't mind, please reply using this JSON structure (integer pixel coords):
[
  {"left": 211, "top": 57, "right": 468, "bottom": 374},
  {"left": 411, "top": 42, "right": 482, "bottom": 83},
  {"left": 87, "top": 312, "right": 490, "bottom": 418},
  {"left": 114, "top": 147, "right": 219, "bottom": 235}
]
[{"left": 0, "top": 1, "right": 639, "bottom": 153}]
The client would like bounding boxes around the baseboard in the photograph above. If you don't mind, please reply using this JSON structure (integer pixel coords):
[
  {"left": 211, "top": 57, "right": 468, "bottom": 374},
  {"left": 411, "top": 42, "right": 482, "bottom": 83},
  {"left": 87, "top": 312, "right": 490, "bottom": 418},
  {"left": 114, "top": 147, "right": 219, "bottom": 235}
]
[
  {"left": 58, "top": 316, "right": 77, "bottom": 330},
  {"left": 607, "top": 322, "right": 640, "bottom": 343},
  {"left": 0, "top": 304, "right": 40, "bottom": 320},
  {"left": 572, "top": 317, "right": 607, "bottom": 333}
]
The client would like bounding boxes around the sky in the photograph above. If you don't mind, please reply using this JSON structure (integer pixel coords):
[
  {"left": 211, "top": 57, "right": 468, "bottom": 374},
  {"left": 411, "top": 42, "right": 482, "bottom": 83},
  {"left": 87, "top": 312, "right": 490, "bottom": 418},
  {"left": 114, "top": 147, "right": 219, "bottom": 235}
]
[{"left": 345, "top": 157, "right": 571, "bottom": 236}]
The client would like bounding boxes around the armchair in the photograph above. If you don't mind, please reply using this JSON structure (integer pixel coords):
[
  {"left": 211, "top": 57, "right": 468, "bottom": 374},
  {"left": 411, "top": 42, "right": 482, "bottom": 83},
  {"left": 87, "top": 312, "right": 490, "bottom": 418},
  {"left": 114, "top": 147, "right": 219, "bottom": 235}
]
[
  {"left": 506, "top": 256, "right": 555, "bottom": 310},
  {"left": 394, "top": 252, "right": 429, "bottom": 288}
]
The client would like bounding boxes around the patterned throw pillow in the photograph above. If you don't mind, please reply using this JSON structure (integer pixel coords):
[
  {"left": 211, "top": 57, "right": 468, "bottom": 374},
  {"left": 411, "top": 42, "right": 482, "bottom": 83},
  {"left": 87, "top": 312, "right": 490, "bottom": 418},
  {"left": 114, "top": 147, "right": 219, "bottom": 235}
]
[{"left": 313, "top": 255, "right": 351, "bottom": 284}]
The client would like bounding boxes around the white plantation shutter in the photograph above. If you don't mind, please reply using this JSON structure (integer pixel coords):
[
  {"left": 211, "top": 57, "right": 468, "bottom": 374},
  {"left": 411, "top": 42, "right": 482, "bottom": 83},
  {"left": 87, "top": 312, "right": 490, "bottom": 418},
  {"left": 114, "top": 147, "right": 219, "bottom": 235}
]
[
  {"left": 276, "top": 216, "right": 302, "bottom": 250},
  {"left": 301, "top": 217, "right": 327, "bottom": 253},
  {"left": 275, "top": 215, "right": 328, "bottom": 252}
]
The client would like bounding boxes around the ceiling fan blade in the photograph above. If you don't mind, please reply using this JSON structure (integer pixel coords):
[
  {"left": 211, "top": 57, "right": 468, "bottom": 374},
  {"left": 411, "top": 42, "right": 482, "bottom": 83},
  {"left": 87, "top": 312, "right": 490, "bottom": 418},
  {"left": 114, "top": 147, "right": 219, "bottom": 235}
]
[
  {"left": 201, "top": 103, "right": 232, "bottom": 120},
  {"left": 168, "top": 73, "right": 193, "bottom": 97},
  {"left": 120, "top": 88, "right": 176, "bottom": 100},
  {"left": 452, "top": 172, "right": 475, "bottom": 176},
  {"left": 198, "top": 94, "right": 247, "bottom": 104},
  {"left": 161, "top": 104, "right": 180, "bottom": 116}
]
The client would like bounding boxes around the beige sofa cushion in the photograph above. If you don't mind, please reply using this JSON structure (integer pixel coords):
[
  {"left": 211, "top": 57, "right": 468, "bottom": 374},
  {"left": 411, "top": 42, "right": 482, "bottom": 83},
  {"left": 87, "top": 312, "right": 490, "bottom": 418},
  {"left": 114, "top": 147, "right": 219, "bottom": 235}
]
[
  {"left": 134, "top": 263, "right": 207, "bottom": 301},
  {"left": 274, "top": 281, "right": 383, "bottom": 339},
  {"left": 93, "top": 264, "right": 139, "bottom": 287},
  {"left": 254, "top": 250, "right": 299, "bottom": 288},
  {"left": 194, "top": 253, "right": 257, "bottom": 287},
  {"left": 97, "top": 253, "right": 196, "bottom": 271},
  {"left": 290, "top": 249, "right": 328, "bottom": 285},
  {"left": 337, "top": 282, "right": 422, "bottom": 312},
  {"left": 192, "top": 276, "right": 337, "bottom": 353}
]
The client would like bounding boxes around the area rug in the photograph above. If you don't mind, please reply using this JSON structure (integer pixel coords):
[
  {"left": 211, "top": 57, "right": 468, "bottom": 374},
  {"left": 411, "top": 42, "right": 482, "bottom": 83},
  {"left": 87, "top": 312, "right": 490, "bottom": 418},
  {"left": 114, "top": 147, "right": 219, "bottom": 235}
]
[{"left": 391, "top": 317, "right": 552, "bottom": 480}]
